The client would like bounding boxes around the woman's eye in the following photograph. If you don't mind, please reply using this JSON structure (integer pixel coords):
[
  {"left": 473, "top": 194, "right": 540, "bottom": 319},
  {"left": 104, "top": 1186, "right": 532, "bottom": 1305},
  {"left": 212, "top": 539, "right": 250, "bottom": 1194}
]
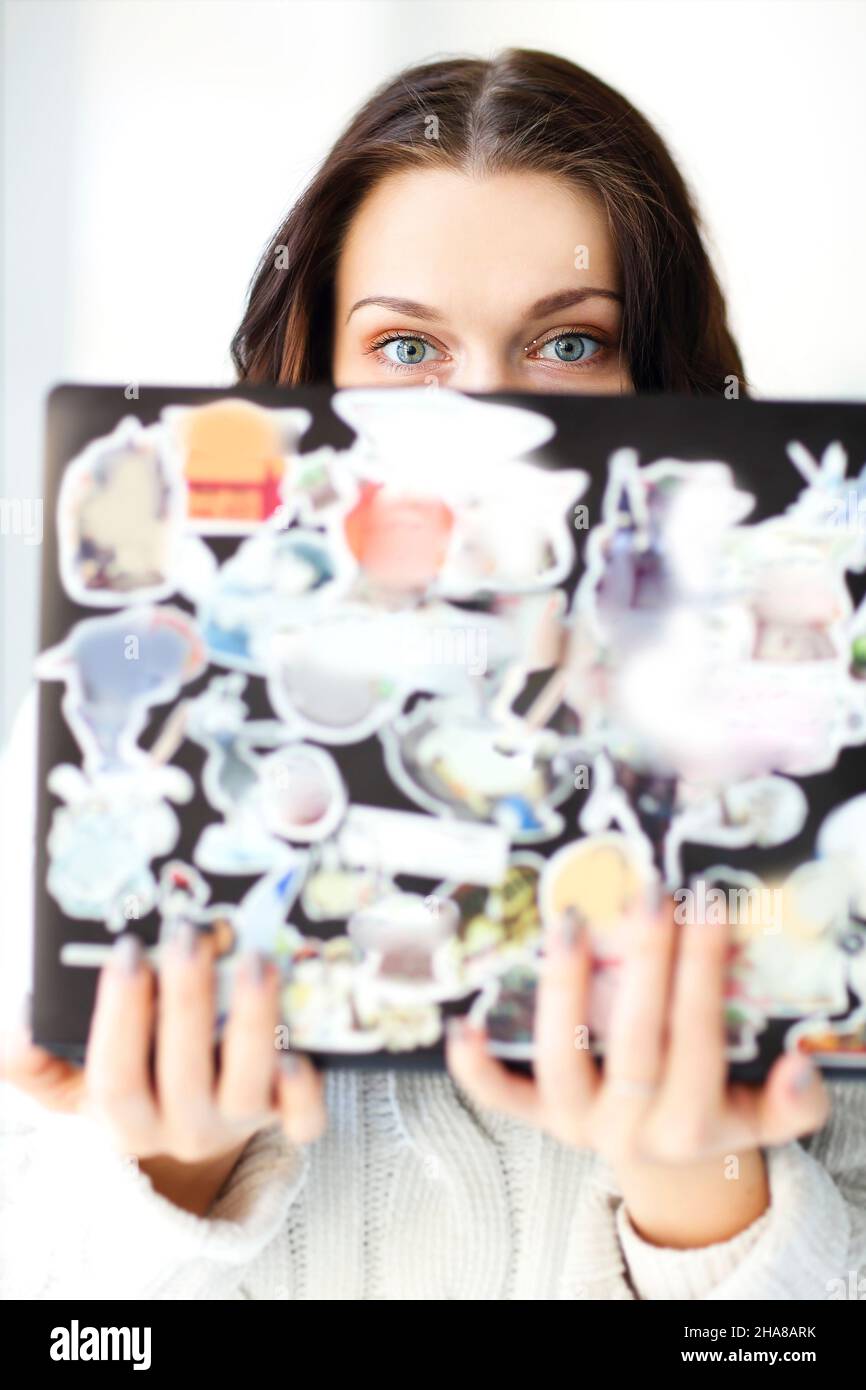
[
  {"left": 534, "top": 333, "right": 602, "bottom": 364},
  {"left": 379, "top": 336, "right": 442, "bottom": 366}
]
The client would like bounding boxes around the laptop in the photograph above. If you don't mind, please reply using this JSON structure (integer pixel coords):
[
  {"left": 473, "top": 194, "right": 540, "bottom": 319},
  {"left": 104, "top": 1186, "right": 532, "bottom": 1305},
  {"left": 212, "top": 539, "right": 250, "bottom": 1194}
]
[{"left": 30, "top": 382, "right": 866, "bottom": 1080}]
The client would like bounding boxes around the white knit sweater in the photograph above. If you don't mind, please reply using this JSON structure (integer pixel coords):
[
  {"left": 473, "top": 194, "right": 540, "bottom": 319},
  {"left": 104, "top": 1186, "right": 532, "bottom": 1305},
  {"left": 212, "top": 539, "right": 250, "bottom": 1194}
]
[{"left": 2, "top": 694, "right": 866, "bottom": 1301}]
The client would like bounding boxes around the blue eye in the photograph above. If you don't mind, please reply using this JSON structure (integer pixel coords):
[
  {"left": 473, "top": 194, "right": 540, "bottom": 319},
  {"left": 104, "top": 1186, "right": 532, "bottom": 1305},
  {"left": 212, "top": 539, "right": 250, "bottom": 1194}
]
[
  {"left": 380, "top": 335, "right": 441, "bottom": 366},
  {"left": 535, "top": 333, "right": 602, "bottom": 364}
]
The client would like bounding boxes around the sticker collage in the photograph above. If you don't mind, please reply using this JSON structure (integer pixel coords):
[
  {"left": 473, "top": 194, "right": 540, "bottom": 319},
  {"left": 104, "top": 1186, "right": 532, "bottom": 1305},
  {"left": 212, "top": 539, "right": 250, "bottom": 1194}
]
[{"left": 39, "top": 388, "right": 866, "bottom": 1070}]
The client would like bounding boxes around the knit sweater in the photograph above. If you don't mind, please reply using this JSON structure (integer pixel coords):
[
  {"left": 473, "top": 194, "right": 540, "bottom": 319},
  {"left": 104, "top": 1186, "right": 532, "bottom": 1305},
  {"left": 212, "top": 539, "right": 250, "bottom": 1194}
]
[{"left": 2, "top": 693, "right": 866, "bottom": 1301}]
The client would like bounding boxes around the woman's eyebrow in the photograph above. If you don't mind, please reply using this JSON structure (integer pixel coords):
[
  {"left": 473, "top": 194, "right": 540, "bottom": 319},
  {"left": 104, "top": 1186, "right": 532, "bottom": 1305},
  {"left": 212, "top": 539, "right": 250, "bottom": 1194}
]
[
  {"left": 527, "top": 287, "right": 624, "bottom": 316},
  {"left": 345, "top": 287, "right": 623, "bottom": 325},
  {"left": 345, "top": 295, "right": 443, "bottom": 324}
]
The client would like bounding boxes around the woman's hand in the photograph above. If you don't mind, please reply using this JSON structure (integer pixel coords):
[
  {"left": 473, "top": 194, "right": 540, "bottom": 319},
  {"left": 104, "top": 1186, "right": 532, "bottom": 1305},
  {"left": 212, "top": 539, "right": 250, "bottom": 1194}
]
[
  {"left": 1, "top": 928, "right": 325, "bottom": 1214},
  {"left": 447, "top": 899, "right": 831, "bottom": 1249}
]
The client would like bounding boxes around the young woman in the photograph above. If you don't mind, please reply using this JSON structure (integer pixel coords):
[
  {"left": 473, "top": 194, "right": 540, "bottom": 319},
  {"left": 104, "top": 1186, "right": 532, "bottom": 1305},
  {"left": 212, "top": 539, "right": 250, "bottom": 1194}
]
[{"left": 2, "top": 49, "right": 864, "bottom": 1301}]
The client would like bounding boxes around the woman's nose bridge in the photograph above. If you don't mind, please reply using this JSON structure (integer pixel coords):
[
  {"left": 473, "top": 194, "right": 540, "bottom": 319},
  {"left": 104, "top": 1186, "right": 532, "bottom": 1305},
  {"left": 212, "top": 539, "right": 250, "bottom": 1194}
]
[{"left": 445, "top": 344, "right": 519, "bottom": 394}]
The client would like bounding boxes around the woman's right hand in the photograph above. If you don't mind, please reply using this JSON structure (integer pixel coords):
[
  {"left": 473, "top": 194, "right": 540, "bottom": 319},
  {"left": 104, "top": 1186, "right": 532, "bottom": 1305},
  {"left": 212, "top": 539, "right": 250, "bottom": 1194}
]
[{"left": 0, "top": 928, "right": 326, "bottom": 1211}]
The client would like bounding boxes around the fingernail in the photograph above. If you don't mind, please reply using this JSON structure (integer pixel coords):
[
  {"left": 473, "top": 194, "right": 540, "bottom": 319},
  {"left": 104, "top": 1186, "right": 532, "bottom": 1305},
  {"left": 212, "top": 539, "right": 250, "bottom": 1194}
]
[
  {"left": 112, "top": 934, "right": 143, "bottom": 976},
  {"left": 645, "top": 879, "right": 665, "bottom": 915},
  {"left": 241, "top": 951, "right": 267, "bottom": 987},
  {"left": 279, "top": 1051, "right": 303, "bottom": 1077},
  {"left": 174, "top": 921, "right": 200, "bottom": 960},
  {"left": 446, "top": 1016, "right": 470, "bottom": 1043},
  {"left": 790, "top": 1056, "right": 819, "bottom": 1094},
  {"left": 559, "top": 907, "right": 584, "bottom": 949}
]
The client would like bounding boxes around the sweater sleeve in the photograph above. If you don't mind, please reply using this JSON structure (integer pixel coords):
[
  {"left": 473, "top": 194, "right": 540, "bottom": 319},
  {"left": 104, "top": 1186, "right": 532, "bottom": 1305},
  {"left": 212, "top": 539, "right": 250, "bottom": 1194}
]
[
  {"left": 1, "top": 689, "right": 309, "bottom": 1300},
  {"left": 0, "top": 1084, "right": 310, "bottom": 1300},
  {"left": 611, "top": 1081, "right": 865, "bottom": 1300}
]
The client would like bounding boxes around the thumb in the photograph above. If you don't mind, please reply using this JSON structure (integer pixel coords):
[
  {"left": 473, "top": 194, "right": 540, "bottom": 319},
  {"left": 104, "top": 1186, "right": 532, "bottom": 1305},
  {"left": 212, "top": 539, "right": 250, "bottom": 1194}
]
[
  {"left": 0, "top": 994, "right": 84, "bottom": 1111},
  {"left": 757, "top": 1050, "right": 830, "bottom": 1145}
]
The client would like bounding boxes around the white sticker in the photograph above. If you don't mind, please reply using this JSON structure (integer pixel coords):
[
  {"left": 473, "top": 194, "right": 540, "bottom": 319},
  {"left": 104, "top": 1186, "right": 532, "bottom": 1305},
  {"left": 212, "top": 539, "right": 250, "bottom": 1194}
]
[{"left": 337, "top": 805, "right": 509, "bottom": 885}]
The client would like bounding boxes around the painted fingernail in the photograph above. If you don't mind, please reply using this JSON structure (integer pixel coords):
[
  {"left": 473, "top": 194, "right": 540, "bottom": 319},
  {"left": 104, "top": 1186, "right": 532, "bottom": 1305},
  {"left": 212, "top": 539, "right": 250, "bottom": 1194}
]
[
  {"left": 446, "top": 1016, "right": 470, "bottom": 1043},
  {"left": 241, "top": 951, "right": 267, "bottom": 987},
  {"left": 559, "top": 907, "right": 584, "bottom": 948},
  {"left": 645, "top": 879, "right": 665, "bottom": 915},
  {"left": 279, "top": 1051, "right": 303, "bottom": 1077},
  {"left": 112, "top": 933, "right": 142, "bottom": 976},
  {"left": 174, "top": 921, "right": 200, "bottom": 960},
  {"left": 790, "top": 1056, "right": 819, "bottom": 1094}
]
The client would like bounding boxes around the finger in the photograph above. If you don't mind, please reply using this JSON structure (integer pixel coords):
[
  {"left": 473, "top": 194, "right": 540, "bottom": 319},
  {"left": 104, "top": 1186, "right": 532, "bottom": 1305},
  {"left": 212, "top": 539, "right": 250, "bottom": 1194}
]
[
  {"left": 658, "top": 906, "right": 728, "bottom": 1107},
  {"left": 1, "top": 996, "right": 84, "bottom": 1112},
  {"left": 728, "top": 1051, "right": 830, "bottom": 1148},
  {"left": 275, "top": 1053, "right": 327, "bottom": 1144},
  {"left": 446, "top": 1019, "right": 541, "bottom": 1124},
  {"left": 604, "top": 895, "right": 676, "bottom": 1087},
  {"left": 216, "top": 953, "right": 281, "bottom": 1123},
  {"left": 156, "top": 924, "right": 217, "bottom": 1140},
  {"left": 85, "top": 935, "right": 159, "bottom": 1146},
  {"left": 534, "top": 912, "right": 599, "bottom": 1115},
  {"left": 0, "top": 1036, "right": 80, "bottom": 1096}
]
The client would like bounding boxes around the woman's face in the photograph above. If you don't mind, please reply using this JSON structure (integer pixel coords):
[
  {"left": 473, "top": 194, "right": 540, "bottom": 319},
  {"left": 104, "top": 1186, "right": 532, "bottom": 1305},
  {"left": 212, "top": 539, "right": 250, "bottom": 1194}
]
[{"left": 332, "top": 168, "right": 633, "bottom": 395}]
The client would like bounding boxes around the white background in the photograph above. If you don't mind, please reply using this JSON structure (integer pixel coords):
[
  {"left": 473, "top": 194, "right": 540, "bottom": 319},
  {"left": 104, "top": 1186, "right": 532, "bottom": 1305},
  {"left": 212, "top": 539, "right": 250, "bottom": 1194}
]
[{"left": 3, "top": 0, "right": 866, "bottom": 736}]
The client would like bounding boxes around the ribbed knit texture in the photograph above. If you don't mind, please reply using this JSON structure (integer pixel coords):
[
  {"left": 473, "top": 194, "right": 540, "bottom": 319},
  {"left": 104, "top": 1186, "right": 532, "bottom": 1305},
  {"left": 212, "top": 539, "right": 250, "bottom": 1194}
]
[
  {"left": 3, "top": 696, "right": 866, "bottom": 1300},
  {"left": 1, "top": 1072, "right": 864, "bottom": 1300}
]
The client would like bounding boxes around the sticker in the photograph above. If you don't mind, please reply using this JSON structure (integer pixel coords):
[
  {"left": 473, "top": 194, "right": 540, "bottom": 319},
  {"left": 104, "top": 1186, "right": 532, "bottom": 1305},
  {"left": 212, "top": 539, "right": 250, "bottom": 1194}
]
[
  {"left": 562, "top": 445, "right": 866, "bottom": 894},
  {"left": 541, "top": 832, "right": 657, "bottom": 1042},
  {"left": 439, "top": 463, "right": 586, "bottom": 598},
  {"left": 566, "top": 452, "right": 756, "bottom": 786},
  {"left": 705, "top": 864, "right": 862, "bottom": 1019},
  {"left": 262, "top": 605, "right": 406, "bottom": 743},
  {"left": 300, "top": 842, "right": 394, "bottom": 922},
  {"left": 257, "top": 745, "right": 348, "bottom": 844},
  {"left": 468, "top": 957, "right": 540, "bottom": 1060},
  {"left": 59, "top": 854, "right": 307, "bottom": 1031},
  {"left": 348, "top": 891, "right": 467, "bottom": 1003},
  {"left": 281, "top": 935, "right": 443, "bottom": 1053},
  {"left": 490, "top": 590, "right": 569, "bottom": 693},
  {"left": 718, "top": 513, "right": 866, "bottom": 776},
  {"left": 343, "top": 483, "right": 456, "bottom": 596},
  {"left": 722, "top": 1000, "right": 764, "bottom": 1063},
  {"left": 331, "top": 386, "right": 557, "bottom": 481},
  {"left": 289, "top": 444, "right": 361, "bottom": 523},
  {"left": 663, "top": 775, "right": 809, "bottom": 889},
  {"left": 198, "top": 526, "right": 355, "bottom": 672},
  {"left": 57, "top": 416, "right": 185, "bottom": 606},
  {"left": 261, "top": 603, "right": 512, "bottom": 745},
  {"left": 579, "top": 450, "right": 755, "bottom": 635},
  {"left": 36, "top": 607, "right": 206, "bottom": 773},
  {"left": 784, "top": 440, "right": 866, "bottom": 570},
  {"left": 161, "top": 398, "right": 312, "bottom": 533},
  {"left": 282, "top": 938, "right": 382, "bottom": 1052},
  {"left": 380, "top": 695, "right": 574, "bottom": 841},
  {"left": 784, "top": 1007, "right": 866, "bottom": 1068},
  {"left": 816, "top": 792, "right": 866, "bottom": 918},
  {"left": 230, "top": 854, "right": 309, "bottom": 955},
  {"left": 331, "top": 386, "right": 586, "bottom": 597},
  {"left": 337, "top": 804, "right": 509, "bottom": 885},
  {"left": 46, "top": 762, "right": 192, "bottom": 930},
  {"left": 340, "top": 468, "right": 584, "bottom": 599},
  {"left": 435, "top": 853, "right": 545, "bottom": 992},
  {"left": 181, "top": 674, "right": 347, "bottom": 872}
]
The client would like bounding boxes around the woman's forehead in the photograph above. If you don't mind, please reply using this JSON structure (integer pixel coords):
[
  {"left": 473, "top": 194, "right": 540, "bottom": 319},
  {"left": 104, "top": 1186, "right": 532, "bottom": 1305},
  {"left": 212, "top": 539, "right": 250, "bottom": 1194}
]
[{"left": 334, "top": 167, "right": 623, "bottom": 324}]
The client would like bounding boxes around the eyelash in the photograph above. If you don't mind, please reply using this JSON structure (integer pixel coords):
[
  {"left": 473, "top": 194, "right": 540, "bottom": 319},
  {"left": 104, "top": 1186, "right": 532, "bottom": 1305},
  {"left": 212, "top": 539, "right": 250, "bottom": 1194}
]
[
  {"left": 526, "top": 326, "right": 611, "bottom": 368},
  {"left": 365, "top": 327, "right": 613, "bottom": 373},
  {"left": 366, "top": 330, "right": 444, "bottom": 375}
]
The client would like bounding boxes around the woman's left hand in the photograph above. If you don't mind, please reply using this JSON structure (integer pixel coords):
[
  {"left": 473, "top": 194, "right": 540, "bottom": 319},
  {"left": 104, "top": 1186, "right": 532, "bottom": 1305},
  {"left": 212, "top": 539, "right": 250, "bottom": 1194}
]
[{"left": 446, "top": 899, "right": 831, "bottom": 1248}]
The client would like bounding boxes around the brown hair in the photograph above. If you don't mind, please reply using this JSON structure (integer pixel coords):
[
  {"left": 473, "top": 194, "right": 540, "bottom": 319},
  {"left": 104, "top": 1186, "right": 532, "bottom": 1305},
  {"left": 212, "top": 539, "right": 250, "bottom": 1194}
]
[{"left": 231, "top": 48, "right": 747, "bottom": 395}]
